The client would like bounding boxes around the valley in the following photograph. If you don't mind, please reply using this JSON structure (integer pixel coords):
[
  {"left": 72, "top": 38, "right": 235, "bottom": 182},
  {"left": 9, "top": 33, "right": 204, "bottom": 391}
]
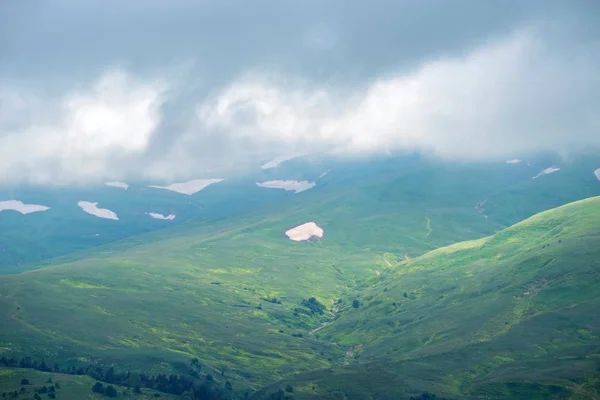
[
  {"left": 1, "top": 155, "right": 599, "bottom": 399},
  {"left": 3, "top": 2, "right": 600, "bottom": 398}
]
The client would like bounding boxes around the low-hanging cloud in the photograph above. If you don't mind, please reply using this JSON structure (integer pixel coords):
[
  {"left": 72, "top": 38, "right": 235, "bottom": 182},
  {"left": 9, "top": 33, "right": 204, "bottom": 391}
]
[
  {"left": 0, "top": 24, "right": 598, "bottom": 184},
  {"left": 0, "top": 71, "right": 165, "bottom": 184},
  {"left": 196, "top": 29, "right": 600, "bottom": 161}
]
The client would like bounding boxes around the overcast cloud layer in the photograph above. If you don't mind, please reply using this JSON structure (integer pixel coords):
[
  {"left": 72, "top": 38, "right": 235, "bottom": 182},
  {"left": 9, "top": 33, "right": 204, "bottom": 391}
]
[{"left": 1, "top": 1, "right": 599, "bottom": 184}]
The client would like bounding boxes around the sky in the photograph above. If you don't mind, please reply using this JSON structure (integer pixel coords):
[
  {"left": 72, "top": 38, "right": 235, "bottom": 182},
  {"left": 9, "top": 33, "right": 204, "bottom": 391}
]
[{"left": 1, "top": 0, "right": 599, "bottom": 184}]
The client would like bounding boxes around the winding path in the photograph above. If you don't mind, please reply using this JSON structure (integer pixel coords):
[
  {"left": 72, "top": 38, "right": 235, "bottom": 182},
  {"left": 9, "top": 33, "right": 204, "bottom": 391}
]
[
  {"left": 310, "top": 322, "right": 329, "bottom": 335},
  {"left": 310, "top": 301, "right": 339, "bottom": 336}
]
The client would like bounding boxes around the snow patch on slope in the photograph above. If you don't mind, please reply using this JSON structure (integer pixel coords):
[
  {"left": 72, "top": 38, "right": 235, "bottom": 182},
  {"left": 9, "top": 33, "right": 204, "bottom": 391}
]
[
  {"left": 285, "top": 222, "right": 324, "bottom": 241},
  {"left": 594, "top": 168, "right": 600, "bottom": 181},
  {"left": 256, "top": 180, "right": 315, "bottom": 193},
  {"left": 78, "top": 201, "right": 118, "bottom": 220},
  {"left": 532, "top": 167, "right": 560, "bottom": 179},
  {"left": 260, "top": 154, "right": 302, "bottom": 169},
  {"left": 147, "top": 212, "right": 176, "bottom": 220},
  {"left": 0, "top": 200, "right": 50, "bottom": 214},
  {"left": 149, "top": 179, "right": 223, "bottom": 195},
  {"left": 505, "top": 159, "right": 522, "bottom": 164},
  {"left": 105, "top": 181, "right": 129, "bottom": 190}
]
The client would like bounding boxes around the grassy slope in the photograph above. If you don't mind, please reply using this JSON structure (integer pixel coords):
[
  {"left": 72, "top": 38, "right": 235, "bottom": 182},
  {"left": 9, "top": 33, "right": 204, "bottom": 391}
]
[
  {"left": 0, "top": 211, "right": 377, "bottom": 392},
  {"left": 0, "top": 158, "right": 598, "bottom": 398},
  {"left": 255, "top": 197, "right": 600, "bottom": 399},
  {"left": 0, "top": 164, "right": 506, "bottom": 394},
  {"left": 483, "top": 156, "right": 600, "bottom": 225},
  {"left": 0, "top": 367, "right": 178, "bottom": 399},
  {"left": 0, "top": 180, "right": 293, "bottom": 272}
]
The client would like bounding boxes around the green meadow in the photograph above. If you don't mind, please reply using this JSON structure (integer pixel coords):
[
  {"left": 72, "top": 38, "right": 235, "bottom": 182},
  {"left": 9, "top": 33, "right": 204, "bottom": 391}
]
[{"left": 0, "top": 184, "right": 599, "bottom": 398}]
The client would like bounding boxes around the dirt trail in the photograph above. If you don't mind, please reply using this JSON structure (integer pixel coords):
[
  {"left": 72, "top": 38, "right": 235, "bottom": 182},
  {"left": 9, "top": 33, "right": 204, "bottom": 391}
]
[
  {"left": 310, "top": 300, "right": 340, "bottom": 336},
  {"left": 310, "top": 322, "right": 328, "bottom": 335},
  {"left": 382, "top": 257, "right": 392, "bottom": 267}
]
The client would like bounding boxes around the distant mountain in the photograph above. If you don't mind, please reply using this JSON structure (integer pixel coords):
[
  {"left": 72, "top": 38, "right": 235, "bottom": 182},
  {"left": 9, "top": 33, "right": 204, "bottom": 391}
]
[{"left": 1, "top": 153, "right": 598, "bottom": 273}]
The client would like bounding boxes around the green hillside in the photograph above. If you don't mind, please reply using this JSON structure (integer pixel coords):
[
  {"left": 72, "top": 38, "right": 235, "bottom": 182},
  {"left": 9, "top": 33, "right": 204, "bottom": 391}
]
[
  {"left": 0, "top": 195, "right": 599, "bottom": 399},
  {"left": 0, "top": 180, "right": 293, "bottom": 273},
  {"left": 257, "top": 197, "right": 600, "bottom": 399},
  {"left": 0, "top": 367, "right": 179, "bottom": 400},
  {"left": 0, "top": 157, "right": 529, "bottom": 392}
]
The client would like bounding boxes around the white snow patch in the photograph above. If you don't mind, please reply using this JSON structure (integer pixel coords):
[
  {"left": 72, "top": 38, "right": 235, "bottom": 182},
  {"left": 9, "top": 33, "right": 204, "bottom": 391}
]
[
  {"left": 260, "top": 154, "right": 302, "bottom": 169},
  {"left": 256, "top": 180, "right": 315, "bottom": 193},
  {"left": 147, "top": 212, "right": 176, "bottom": 220},
  {"left": 149, "top": 179, "right": 223, "bottom": 195},
  {"left": 105, "top": 181, "right": 129, "bottom": 190},
  {"left": 505, "top": 159, "right": 522, "bottom": 164},
  {"left": 532, "top": 167, "right": 560, "bottom": 179},
  {"left": 594, "top": 168, "right": 600, "bottom": 181},
  {"left": 285, "top": 222, "right": 324, "bottom": 241},
  {"left": 0, "top": 200, "right": 50, "bottom": 214},
  {"left": 78, "top": 201, "right": 119, "bottom": 220},
  {"left": 318, "top": 171, "right": 329, "bottom": 179}
]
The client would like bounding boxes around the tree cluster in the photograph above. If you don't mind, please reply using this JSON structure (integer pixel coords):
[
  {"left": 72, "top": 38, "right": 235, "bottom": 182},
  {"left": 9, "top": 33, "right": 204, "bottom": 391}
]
[
  {"left": 1, "top": 355, "right": 232, "bottom": 399},
  {"left": 266, "top": 387, "right": 295, "bottom": 400},
  {"left": 260, "top": 297, "right": 282, "bottom": 304},
  {"left": 1, "top": 379, "right": 60, "bottom": 399},
  {"left": 92, "top": 382, "right": 118, "bottom": 397},
  {"left": 299, "top": 297, "right": 325, "bottom": 315}
]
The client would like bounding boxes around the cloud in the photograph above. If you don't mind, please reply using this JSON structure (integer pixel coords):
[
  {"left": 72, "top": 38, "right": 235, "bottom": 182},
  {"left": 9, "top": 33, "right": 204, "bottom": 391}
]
[
  {"left": 196, "top": 29, "right": 600, "bottom": 161},
  {"left": 0, "top": 7, "right": 599, "bottom": 184},
  {"left": 302, "top": 24, "right": 339, "bottom": 52},
  {"left": 1, "top": 1, "right": 560, "bottom": 84},
  {"left": 0, "top": 71, "right": 164, "bottom": 184}
]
